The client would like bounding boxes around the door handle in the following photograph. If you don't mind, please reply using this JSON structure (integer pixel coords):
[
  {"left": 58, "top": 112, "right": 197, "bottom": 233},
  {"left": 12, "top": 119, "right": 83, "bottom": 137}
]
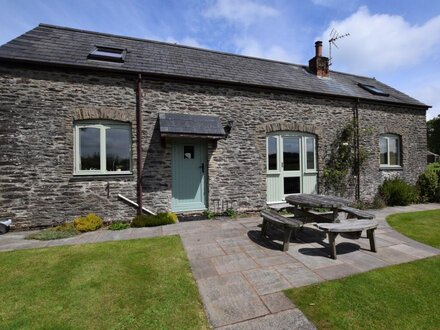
[{"left": 199, "top": 163, "right": 204, "bottom": 173}]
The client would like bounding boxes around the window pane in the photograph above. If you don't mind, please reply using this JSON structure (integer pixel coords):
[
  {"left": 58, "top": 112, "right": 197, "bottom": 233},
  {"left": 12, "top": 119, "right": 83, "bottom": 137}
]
[
  {"left": 284, "top": 177, "right": 300, "bottom": 194},
  {"left": 283, "top": 137, "right": 300, "bottom": 171},
  {"left": 268, "top": 136, "right": 277, "bottom": 170},
  {"left": 184, "top": 146, "right": 194, "bottom": 159},
  {"left": 389, "top": 138, "right": 399, "bottom": 165},
  {"left": 79, "top": 127, "right": 100, "bottom": 170},
  {"left": 380, "top": 138, "right": 388, "bottom": 165},
  {"left": 106, "top": 127, "right": 130, "bottom": 171},
  {"left": 306, "top": 138, "right": 315, "bottom": 170}
]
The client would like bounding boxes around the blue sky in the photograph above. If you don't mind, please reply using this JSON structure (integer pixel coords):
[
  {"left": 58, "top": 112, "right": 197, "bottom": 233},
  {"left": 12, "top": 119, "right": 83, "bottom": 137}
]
[{"left": 1, "top": 0, "right": 440, "bottom": 119}]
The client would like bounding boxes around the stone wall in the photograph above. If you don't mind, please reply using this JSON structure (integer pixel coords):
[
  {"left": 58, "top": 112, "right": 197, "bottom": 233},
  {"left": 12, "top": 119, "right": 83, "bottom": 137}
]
[
  {"left": 0, "top": 65, "right": 427, "bottom": 228},
  {"left": 0, "top": 66, "right": 138, "bottom": 229}
]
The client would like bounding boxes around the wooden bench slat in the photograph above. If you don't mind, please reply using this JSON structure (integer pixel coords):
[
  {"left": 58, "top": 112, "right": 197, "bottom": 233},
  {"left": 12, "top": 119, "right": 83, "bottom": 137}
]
[
  {"left": 316, "top": 220, "right": 378, "bottom": 232},
  {"left": 338, "top": 206, "right": 375, "bottom": 219}
]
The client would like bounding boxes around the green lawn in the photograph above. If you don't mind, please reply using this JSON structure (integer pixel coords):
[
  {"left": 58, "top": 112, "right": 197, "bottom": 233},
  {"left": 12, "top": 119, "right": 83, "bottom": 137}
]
[
  {"left": 0, "top": 236, "right": 208, "bottom": 330},
  {"left": 285, "top": 209, "right": 440, "bottom": 330},
  {"left": 387, "top": 209, "right": 440, "bottom": 248}
]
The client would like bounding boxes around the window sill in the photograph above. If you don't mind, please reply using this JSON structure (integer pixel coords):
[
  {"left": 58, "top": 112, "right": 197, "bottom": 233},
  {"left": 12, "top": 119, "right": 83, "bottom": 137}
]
[
  {"left": 379, "top": 166, "right": 403, "bottom": 171},
  {"left": 70, "top": 174, "right": 134, "bottom": 182}
]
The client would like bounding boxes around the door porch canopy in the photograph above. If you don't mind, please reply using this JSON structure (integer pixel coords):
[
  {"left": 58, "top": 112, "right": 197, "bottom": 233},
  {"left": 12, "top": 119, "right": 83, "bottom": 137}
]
[{"left": 159, "top": 113, "right": 226, "bottom": 140}]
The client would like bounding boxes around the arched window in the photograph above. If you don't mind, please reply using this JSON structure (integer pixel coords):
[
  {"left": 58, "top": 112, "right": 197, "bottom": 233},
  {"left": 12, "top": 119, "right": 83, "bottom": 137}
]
[
  {"left": 74, "top": 120, "right": 132, "bottom": 175},
  {"left": 379, "top": 134, "right": 401, "bottom": 167}
]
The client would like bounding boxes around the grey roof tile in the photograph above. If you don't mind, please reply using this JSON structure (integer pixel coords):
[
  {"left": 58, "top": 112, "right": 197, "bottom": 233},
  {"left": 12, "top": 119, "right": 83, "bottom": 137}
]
[
  {"left": 159, "top": 113, "right": 225, "bottom": 137},
  {"left": 0, "top": 24, "right": 428, "bottom": 108}
]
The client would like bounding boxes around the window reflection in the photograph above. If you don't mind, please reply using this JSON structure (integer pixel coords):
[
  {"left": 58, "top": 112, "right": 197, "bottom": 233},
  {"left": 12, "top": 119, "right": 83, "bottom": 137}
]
[
  {"left": 284, "top": 177, "right": 300, "bottom": 194},
  {"left": 283, "top": 137, "right": 300, "bottom": 171},
  {"left": 268, "top": 136, "right": 277, "bottom": 170},
  {"left": 80, "top": 127, "right": 100, "bottom": 170},
  {"left": 106, "top": 128, "right": 131, "bottom": 171},
  {"left": 306, "top": 138, "right": 315, "bottom": 170}
]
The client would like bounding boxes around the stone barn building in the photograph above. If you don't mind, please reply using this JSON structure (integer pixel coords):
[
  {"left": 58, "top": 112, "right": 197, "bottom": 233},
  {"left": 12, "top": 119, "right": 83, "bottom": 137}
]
[{"left": 0, "top": 24, "right": 429, "bottom": 229}]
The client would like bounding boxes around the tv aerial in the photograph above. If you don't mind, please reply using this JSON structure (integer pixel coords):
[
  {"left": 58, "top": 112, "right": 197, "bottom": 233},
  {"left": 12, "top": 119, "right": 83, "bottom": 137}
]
[{"left": 328, "top": 29, "right": 350, "bottom": 66}]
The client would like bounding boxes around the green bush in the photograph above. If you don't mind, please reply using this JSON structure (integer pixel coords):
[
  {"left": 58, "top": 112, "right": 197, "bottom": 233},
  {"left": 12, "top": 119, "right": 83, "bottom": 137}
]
[
  {"left": 371, "top": 195, "right": 386, "bottom": 209},
  {"left": 416, "top": 170, "right": 439, "bottom": 202},
  {"left": 108, "top": 222, "right": 130, "bottom": 230},
  {"left": 224, "top": 208, "right": 237, "bottom": 218},
  {"left": 131, "top": 212, "right": 178, "bottom": 227},
  {"left": 379, "top": 177, "right": 418, "bottom": 206},
  {"left": 27, "top": 222, "right": 79, "bottom": 240},
  {"left": 74, "top": 213, "right": 103, "bottom": 232},
  {"left": 203, "top": 210, "right": 216, "bottom": 219}
]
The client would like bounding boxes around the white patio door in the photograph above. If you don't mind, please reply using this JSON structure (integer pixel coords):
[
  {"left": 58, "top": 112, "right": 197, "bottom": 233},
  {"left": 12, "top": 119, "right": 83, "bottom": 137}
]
[{"left": 266, "top": 132, "right": 317, "bottom": 203}]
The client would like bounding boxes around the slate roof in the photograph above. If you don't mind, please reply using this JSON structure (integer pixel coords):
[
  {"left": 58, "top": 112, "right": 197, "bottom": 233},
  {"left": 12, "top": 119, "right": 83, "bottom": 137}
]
[
  {"left": 0, "top": 24, "right": 428, "bottom": 108},
  {"left": 159, "top": 113, "right": 225, "bottom": 138}
]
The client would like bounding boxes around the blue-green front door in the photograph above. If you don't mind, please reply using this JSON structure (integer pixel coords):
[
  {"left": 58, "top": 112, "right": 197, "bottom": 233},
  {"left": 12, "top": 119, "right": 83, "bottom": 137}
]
[{"left": 172, "top": 140, "right": 207, "bottom": 212}]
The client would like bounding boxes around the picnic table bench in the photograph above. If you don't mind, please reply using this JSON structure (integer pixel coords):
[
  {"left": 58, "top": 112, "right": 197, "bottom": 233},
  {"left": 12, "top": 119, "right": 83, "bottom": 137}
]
[
  {"left": 338, "top": 206, "right": 375, "bottom": 219},
  {"left": 260, "top": 209, "right": 303, "bottom": 251},
  {"left": 316, "top": 220, "right": 378, "bottom": 259}
]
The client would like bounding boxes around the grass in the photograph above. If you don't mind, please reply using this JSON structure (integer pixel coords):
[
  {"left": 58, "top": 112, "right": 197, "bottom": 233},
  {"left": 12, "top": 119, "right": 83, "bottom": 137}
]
[
  {"left": 387, "top": 209, "right": 440, "bottom": 248},
  {"left": 0, "top": 236, "right": 208, "bottom": 330},
  {"left": 285, "top": 209, "right": 440, "bottom": 330},
  {"left": 285, "top": 256, "right": 440, "bottom": 330}
]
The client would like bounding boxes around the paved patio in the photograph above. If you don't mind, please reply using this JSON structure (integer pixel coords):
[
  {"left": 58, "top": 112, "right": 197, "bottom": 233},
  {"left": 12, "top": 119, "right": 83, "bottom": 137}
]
[{"left": 1, "top": 204, "right": 439, "bottom": 329}]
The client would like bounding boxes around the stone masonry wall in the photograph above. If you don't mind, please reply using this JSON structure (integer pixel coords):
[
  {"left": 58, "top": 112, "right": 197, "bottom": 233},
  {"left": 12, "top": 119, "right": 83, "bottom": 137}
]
[
  {"left": 0, "top": 65, "right": 427, "bottom": 228},
  {"left": 0, "top": 66, "right": 138, "bottom": 229}
]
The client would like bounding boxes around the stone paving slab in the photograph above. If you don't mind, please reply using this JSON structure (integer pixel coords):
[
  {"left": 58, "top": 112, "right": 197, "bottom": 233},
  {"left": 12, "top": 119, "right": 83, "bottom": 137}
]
[
  {"left": 243, "top": 267, "right": 292, "bottom": 295},
  {"left": 260, "top": 292, "right": 296, "bottom": 313},
  {"left": 212, "top": 253, "right": 259, "bottom": 274},
  {"left": 197, "top": 273, "right": 269, "bottom": 327},
  {"left": 217, "top": 309, "right": 316, "bottom": 330},
  {"left": 274, "top": 263, "right": 323, "bottom": 287}
]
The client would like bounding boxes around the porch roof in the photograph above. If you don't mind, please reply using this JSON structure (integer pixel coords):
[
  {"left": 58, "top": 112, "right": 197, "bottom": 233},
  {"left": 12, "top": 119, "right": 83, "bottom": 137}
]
[{"left": 158, "top": 113, "right": 226, "bottom": 139}]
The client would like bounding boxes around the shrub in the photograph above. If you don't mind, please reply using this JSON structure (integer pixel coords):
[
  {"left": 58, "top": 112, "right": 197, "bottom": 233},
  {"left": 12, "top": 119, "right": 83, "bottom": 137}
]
[
  {"left": 74, "top": 213, "right": 103, "bottom": 232},
  {"left": 203, "top": 210, "right": 216, "bottom": 219},
  {"left": 378, "top": 178, "right": 418, "bottom": 206},
  {"left": 131, "top": 212, "right": 178, "bottom": 227},
  {"left": 416, "top": 170, "right": 439, "bottom": 202},
  {"left": 108, "top": 222, "right": 130, "bottom": 230},
  {"left": 224, "top": 208, "right": 237, "bottom": 218},
  {"left": 27, "top": 222, "right": 79, "bottom": 240},
  {"left": 371, "top": 195, "right": 386, "bottom": 209}
]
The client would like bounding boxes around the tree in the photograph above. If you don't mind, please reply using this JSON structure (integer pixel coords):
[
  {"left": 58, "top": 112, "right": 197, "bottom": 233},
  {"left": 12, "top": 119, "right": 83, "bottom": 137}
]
[{"left": 427, "top": 115, "right": 440, "bottom": 155}]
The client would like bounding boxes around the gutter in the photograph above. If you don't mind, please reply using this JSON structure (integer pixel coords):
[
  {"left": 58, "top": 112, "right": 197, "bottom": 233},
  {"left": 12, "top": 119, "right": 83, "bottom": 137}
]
[{"left": 136, "top": 73, "right": 143, "bottom": 216}]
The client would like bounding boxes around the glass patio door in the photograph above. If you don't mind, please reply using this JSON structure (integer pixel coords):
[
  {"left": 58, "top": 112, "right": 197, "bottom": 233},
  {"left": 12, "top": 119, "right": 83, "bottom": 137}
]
[{"left": 266, "top": 132, "right": 317, "bottom": 203}]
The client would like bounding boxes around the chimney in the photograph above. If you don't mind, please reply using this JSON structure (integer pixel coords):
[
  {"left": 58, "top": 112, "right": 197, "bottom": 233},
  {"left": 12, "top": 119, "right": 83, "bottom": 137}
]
[{"left": 308, "top": 41, "right": 329, "bottom": 77}]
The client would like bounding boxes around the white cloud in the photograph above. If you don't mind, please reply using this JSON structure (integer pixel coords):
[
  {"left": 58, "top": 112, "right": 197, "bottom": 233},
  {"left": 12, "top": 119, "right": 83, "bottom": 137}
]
[
  {"left": 235, "top": 37, "right": 300, "bottom": 63},
  {"left": 204, "top": 0, "right": 279, "bottom": 26},
  {"left": 319, "top": 6, "right": 440, "bottom": 74},
  {"left": 414, "top": 83, "right": 440, "bottom": 120}
]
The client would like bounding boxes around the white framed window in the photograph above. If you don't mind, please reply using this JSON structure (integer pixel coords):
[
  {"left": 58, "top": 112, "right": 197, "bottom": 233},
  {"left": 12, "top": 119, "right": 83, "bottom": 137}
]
[
  {"left": 380, "top": 134, "right": 401, "bottom": 167},
  {"left": 74, "top": 121, "right": 132, "bottom": 175}
]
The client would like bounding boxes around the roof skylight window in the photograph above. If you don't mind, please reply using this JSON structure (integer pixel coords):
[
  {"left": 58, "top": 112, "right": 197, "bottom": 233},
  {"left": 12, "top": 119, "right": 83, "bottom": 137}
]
[
  {"left": 358, "top": 83, "right": 389, "bottom": 97},
  {"left": 88, "top": 46, "right": 126, "bottom": 62}
]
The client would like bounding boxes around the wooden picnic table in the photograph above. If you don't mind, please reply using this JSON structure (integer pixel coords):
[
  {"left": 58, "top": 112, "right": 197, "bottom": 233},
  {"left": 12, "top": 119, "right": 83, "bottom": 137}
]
[{"left": 285, "top": 194, "right": 351, "bottom": 223}]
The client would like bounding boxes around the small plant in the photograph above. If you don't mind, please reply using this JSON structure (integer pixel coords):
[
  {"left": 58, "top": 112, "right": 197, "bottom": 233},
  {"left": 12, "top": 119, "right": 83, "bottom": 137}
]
[
  {"left": 203, "top": 210, "right": 217, "bottom": 219},
  {"left": 379, "top": 177, "right": 418, "bottom": 206},
  {"left": 371, "top": 195, "right": 386, "bottom": 209},
  {"left": 224, "top": 208, "right": 237, "bottom": 218},
  {"left": 131, "top": 212, "right": 178, "bottom": 227},
  {"left": 416, "top": 170, "right": 439, "bottom": 202},
  {"left": 74, "top": 213, "right": 103, "bottom": 232},
  {"left": 108, "top": 222, "right": 130, "bottom": 230},
  {"left": 26, "top": 222, "right": 79, "bottom": 240}
]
